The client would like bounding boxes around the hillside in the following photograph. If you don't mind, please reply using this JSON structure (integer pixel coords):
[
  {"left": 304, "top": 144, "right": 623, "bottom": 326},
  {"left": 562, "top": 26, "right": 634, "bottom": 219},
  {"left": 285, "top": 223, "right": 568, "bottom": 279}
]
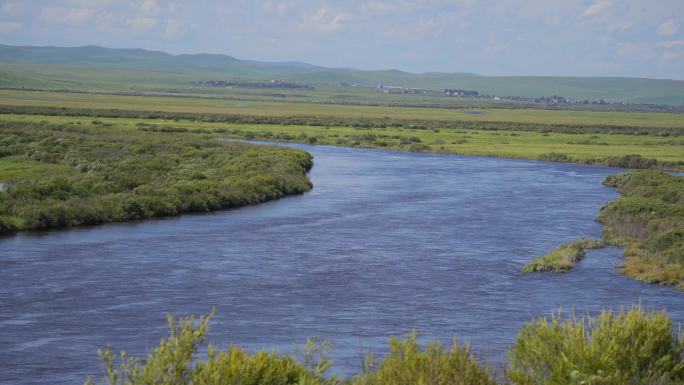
[{"left": 1, "top": 44, "right": 683, "bottom": 105}]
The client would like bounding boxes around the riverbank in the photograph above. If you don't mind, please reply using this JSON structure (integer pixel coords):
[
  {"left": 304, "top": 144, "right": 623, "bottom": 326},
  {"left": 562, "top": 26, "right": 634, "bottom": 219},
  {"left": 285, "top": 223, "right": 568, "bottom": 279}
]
[
  {"left": 523, "top": 170, "right": 684, "bottom": 291},
  {"left": 1, "top": 110, "right": 682, "bottom": 171},
  {"left": 599, "top": 170, "right": 684, "bottom": 290}
]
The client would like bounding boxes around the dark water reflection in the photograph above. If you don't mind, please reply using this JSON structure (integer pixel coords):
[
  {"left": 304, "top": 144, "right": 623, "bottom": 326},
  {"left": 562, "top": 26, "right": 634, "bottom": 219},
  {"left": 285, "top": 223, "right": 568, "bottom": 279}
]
[{"left": 1, "top": 143, "right": 683, "bottom": 384}]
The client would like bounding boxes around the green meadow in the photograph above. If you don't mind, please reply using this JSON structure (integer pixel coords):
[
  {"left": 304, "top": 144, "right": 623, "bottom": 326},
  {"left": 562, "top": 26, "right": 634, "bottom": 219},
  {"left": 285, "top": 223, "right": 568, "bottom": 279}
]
[{"left": 1, "top": 89, "right": 683, "bottom": 128}]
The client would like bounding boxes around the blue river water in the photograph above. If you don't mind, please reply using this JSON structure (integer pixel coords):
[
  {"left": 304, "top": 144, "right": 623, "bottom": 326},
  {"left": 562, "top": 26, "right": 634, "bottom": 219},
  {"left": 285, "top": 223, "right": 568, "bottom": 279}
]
[{"left": 1, "top": 143, "right": 683, "bottom": 384}]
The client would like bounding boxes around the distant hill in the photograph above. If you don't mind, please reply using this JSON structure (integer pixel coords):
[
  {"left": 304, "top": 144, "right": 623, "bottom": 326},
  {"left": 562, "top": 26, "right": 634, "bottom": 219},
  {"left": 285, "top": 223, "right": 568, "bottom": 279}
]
[{"left": 1, "top": 44, "right": 683, "bottom": 105}]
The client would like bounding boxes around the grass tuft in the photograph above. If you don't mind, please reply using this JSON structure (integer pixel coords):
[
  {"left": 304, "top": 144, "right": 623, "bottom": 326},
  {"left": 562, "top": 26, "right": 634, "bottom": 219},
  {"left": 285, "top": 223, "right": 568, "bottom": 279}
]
[{"left": 523, "top": 238, "right": 605, "bottom": 273}]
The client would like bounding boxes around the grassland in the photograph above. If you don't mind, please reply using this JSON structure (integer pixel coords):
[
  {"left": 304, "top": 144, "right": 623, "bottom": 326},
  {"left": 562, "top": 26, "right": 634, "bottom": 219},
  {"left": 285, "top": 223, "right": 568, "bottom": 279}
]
[{"left": 1, "top": 89, "right": 683, "bottom": 128}]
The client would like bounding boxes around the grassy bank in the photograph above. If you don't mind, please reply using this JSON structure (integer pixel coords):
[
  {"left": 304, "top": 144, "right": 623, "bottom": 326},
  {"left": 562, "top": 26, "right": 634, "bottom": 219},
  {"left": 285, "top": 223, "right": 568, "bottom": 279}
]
[
  {"left": 1, "top": 111, "right": 683, "bottom": 170},
  {"left": 522, "top": 238, "right": 605, "bottom": 272},
  {"left": 87, "top": 306, "right": 684, "bottom": 385},
  {"left": 0, "top": 120, "right": 313, "bottom": 235},
  {"left": 598, "top": 170, "right": 684, "bottom": 290},
  {"left": 526, "top": 171, "right": 684, "bottom": 290}
]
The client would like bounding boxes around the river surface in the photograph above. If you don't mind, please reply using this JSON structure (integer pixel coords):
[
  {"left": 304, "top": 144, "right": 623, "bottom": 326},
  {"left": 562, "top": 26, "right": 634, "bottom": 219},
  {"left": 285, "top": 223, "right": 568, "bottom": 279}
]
[{"left": 1, "top": 143, "right": 683, "bottom": 384}]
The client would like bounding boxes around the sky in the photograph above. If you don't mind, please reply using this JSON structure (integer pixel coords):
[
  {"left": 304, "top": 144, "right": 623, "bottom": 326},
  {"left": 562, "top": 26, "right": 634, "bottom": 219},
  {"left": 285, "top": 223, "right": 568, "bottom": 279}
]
[{"left": 0, "top": 0, "right": 683, "bottom": 79}]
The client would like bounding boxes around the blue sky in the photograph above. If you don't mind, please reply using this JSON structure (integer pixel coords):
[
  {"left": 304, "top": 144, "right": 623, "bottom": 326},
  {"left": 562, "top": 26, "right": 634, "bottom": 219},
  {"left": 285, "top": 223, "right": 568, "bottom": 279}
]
[{"left": 0, "top": 0, "right": 682, "bottom": 79}]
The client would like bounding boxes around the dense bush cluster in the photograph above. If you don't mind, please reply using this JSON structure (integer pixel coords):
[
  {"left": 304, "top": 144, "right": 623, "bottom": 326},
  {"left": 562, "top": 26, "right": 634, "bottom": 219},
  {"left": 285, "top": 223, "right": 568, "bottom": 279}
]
[
  {"left": 86, "top": 307, "right": 684, "bottom": 385},
  {"left": 0, "top": 120, "right": 313, "bottom": 235},
  {"left": 599, "top": 170, "right": 684, "bottom": 289},
  {"left": 537, "top": 152, "right": 682, "bottom": 171}
]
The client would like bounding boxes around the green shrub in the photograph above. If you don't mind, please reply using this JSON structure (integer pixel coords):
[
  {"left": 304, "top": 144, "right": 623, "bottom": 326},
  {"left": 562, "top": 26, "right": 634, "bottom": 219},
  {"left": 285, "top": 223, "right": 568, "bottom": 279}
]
[
  {"left": 538, "top": 152, "right": 572, "bottom": 162},
  {"left": 350, "top": 332, "right": 495, "bottom": 385},
  {"left": 0, "top": 215, "right": 21, "bottom": 235},
  {"left": 85, "top": 311, "right": 338, "bottom": 385},
  {"left": 508, "top": 306, "right": 684, "bottom": 385}
]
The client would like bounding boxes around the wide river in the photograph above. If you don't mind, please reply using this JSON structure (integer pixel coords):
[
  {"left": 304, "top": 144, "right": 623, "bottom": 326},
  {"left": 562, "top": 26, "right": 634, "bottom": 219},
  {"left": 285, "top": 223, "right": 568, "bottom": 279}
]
[{"left": 1, "top": 143, "right": 683, "bottom": 384}]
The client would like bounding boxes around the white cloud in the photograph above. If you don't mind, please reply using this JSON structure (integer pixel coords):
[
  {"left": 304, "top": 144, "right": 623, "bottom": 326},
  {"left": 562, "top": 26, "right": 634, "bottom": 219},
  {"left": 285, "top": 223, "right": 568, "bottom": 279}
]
[
  {"left": 661, "top": 50, "right": 684, "bottom": 62},
  {"left": 0, "top": 1, "right": 26, "bottom": 16},
  {"left": 165, "top": 18, "right": 183, "bottom": 37},
  {"left": 127, "top": 16, "right": 157, "bottom": 30},
  {"left": 140, "top": 0, "right": 160, "bottom": 15},
  {"left": 361, "top": 1, "right": 415, "bottom": 14},
  {"left": 0, "top": 20, "right": 21, "bottom": 33},
  {"left": 40, "top": 7, "right": 95, "bottom": 25},
  {"left": 68, "top": 0, "right": 114, "bottom": 6},
  {"left": 615, "top": 42, "right": 657, "bottom": 60},
  {"left": 657, "top": 19, "right": 679, "bottom": 36},
  {"left": 306, "top": 7, "right": 351, "bottom": 32},
  {"left": 658, "top": 40, "right": 684, "bottom": 48},
  {"left": 584, "top": 1, "right": 612, "bottom": 17},
  {"left": 263, "top": 1, "right": 288, "bottom": 16},
  {"left": 614, "top": 20, "right": 632, "bottom": 30}
]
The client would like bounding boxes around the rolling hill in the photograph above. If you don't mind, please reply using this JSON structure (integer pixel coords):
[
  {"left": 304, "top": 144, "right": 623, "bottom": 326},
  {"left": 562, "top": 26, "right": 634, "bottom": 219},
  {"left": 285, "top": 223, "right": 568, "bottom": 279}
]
[{"left": 1, "top": 44, "right": 683, "bottom": 105}]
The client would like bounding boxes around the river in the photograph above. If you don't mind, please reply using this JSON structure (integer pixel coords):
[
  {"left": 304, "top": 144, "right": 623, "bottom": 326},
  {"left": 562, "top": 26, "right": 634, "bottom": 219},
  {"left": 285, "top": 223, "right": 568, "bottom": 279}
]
[{"left": 1, "top": 143, "right": 682, "bottom": 384}]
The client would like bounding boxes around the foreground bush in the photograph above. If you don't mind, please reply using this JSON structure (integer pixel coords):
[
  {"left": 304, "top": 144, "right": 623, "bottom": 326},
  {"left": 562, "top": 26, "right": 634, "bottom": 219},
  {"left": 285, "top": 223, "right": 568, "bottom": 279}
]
[
  {"left": 85, "top": 311, "right": 338, "bottom": 385},
  {"left": 350, "top": 332, "right": 495, "bottom": 385},
  {"left": 86, "top": 307, "right": 684, "bottom": 385},
  {"left": 508, "top": 307, "right": 684, "bottom": 385}
]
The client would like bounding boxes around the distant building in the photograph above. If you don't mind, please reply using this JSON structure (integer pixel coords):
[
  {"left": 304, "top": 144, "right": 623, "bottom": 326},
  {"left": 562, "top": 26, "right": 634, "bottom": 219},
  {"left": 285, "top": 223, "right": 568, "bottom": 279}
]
[
  {"left": 444, "top": 89, "right": 479, "bottom": 97},
  {"left": 377, "top": 84, "right": 425, "bottom": 94}
]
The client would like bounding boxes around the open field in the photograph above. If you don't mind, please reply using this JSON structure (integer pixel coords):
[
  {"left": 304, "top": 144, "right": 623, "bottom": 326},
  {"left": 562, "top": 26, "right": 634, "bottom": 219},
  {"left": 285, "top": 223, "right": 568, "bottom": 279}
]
[{"left": 1, "top": 89, "right": 683, "bottom": 128}]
